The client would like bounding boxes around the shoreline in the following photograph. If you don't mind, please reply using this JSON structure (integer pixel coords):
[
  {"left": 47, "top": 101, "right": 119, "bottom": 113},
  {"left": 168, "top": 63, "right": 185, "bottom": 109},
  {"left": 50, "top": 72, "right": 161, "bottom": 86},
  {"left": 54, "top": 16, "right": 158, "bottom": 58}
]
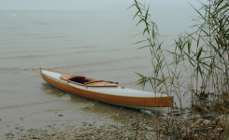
[
  {"left": 2, "top": 106, "right": 229, "bottom": 140},
  {"left": 2, "top": 108, "right": 166, "bottom": 140}
]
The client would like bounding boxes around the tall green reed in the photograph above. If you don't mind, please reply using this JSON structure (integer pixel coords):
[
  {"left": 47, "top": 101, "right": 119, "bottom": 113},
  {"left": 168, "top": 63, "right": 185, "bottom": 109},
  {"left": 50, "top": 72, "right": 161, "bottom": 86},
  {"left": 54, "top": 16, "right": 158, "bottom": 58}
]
[
  {"left": 184, "top": 0, "right": 229, "bottom": 110},
  {"left": 129, "top": 0, "right": 229, "bottom": 139}
]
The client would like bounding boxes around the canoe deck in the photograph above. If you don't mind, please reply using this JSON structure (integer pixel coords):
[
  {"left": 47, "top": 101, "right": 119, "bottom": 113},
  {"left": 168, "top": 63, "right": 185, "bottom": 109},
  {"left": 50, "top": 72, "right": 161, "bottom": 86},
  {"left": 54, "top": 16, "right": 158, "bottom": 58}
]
[{"left": 33, "top": 68, "right": 174, "bottom": 113}]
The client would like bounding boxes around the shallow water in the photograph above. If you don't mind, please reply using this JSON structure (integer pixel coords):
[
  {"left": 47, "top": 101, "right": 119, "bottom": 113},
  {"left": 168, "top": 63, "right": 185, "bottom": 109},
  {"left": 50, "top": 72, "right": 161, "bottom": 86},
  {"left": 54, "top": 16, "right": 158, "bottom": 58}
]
[{"left": 0, "top": 10, "right": 194, "bottom": 138}]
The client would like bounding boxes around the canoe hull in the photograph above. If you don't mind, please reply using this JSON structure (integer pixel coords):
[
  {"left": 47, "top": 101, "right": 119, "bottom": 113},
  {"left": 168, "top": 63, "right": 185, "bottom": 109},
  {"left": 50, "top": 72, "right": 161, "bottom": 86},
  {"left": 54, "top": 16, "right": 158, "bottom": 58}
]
[{"left": 37, "top": 68, "right": 173, "bottom": 113}]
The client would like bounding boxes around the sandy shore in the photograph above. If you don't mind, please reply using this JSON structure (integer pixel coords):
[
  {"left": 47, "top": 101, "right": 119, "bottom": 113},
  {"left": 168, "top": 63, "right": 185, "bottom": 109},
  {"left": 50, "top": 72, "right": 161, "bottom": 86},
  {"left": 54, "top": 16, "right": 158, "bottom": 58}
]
[
  {"left": 3, "top": 109, "right": 168, "bottom": 140},
  {"left": 3, "top": 106, "right": 228, "bottom": 140}
]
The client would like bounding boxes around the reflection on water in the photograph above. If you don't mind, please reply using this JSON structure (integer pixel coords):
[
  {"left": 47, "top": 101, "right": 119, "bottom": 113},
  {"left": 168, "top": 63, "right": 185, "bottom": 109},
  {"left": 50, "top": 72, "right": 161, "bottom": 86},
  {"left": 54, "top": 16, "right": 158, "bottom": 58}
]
[
  {"left": 41, "top": 79, "right": 141, "bottom": 123},
  {"left": 41, "top": 81, "right": 137, "bottom": 112}
]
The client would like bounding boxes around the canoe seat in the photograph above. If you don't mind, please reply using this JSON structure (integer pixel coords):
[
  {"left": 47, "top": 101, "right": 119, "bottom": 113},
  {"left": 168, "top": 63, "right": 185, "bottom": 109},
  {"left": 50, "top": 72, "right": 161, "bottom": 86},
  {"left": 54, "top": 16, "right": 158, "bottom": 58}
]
[{"left": 60, "top": 74, "right": 89, "bottom": 84}]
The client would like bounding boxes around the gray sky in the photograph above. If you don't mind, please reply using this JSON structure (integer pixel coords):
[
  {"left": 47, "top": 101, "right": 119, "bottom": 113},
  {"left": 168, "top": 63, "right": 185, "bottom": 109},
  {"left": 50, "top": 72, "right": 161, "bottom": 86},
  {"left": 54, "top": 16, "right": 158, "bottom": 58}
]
[{"left": 0, "top": 0, "right": 201, "bottom": 13}]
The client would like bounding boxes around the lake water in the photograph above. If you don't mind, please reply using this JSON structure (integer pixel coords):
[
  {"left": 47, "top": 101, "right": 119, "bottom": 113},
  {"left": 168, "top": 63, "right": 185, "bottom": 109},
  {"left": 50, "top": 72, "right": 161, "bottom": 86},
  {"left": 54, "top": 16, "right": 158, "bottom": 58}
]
[{"left": 0, "top": 9, "right": 195, "bottom": 138}]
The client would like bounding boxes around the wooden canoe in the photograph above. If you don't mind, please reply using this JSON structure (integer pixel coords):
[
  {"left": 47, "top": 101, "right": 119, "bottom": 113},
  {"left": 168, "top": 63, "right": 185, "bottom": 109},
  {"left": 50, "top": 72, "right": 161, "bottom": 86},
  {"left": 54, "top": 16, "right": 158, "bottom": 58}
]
[{"left": 33, "top": 68, "right": 173, "bottom": 113}]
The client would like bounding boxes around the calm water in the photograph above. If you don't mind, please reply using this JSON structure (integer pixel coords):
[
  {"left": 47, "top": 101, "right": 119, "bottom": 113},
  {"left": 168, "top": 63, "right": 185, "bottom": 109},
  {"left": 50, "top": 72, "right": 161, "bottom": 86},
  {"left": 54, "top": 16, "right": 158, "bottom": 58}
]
[{"left": 0, "top": 10, "right": 194, "bottom": 138}]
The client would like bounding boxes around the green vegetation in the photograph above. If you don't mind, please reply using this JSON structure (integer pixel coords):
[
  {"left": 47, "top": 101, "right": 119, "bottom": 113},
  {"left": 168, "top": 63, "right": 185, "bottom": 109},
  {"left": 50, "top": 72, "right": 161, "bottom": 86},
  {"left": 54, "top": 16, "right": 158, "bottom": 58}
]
[{"left": 129, "top": 0, "right": 229, "bottom": 139}]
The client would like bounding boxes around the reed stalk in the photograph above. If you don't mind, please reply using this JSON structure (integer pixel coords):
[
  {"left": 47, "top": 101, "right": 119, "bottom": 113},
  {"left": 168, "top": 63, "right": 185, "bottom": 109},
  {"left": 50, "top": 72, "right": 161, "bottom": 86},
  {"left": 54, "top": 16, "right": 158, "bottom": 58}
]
[{"left": 129, "top": 0, "right": 229, "bottom": 139}]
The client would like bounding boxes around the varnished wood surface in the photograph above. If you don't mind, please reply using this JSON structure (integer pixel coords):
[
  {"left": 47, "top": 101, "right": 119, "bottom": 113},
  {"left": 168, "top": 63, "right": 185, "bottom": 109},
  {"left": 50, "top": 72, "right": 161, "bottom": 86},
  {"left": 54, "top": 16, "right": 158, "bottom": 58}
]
[{"left": 40, "top": 71, "right": 173, "bottom": 107}]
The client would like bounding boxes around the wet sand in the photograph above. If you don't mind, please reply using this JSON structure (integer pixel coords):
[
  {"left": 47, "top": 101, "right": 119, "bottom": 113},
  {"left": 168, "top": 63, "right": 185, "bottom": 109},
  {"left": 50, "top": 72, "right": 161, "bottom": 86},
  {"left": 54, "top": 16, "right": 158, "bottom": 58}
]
[{"left": 0, "top": 88, "right": 163, "bottom": 139}]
